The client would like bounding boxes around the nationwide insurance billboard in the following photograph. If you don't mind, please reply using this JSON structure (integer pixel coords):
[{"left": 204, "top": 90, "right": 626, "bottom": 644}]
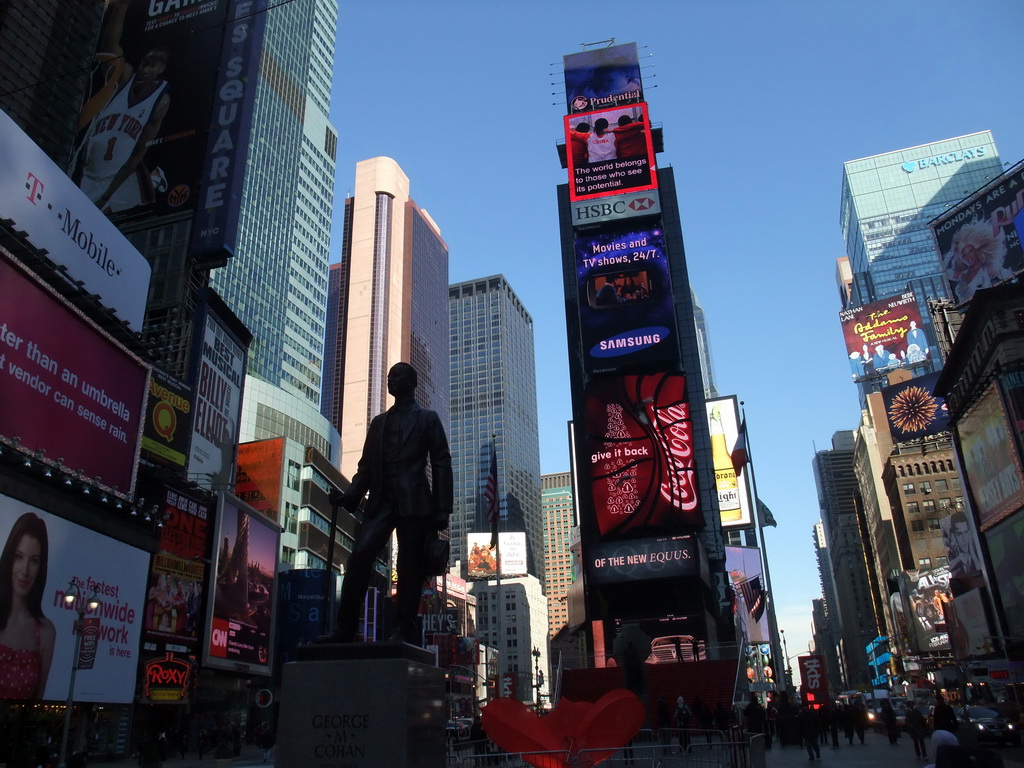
[
  {"left": 71, "top": 0, "right": 231, "bottom": 225},
  {"left": 0, "top": 497, "right": 150, "bottom": 702},
  {"left": 574, "top": 225, "right": 679, "bottom": 372},
  {"left": 0, "top": 252, "right": 148, "bottom": 494},
  {"left": 931, "top": 160, "right": 1024, "bottom": 306},
  {"left": 839, "top": 292, "right": 928, "bottom": 379}
]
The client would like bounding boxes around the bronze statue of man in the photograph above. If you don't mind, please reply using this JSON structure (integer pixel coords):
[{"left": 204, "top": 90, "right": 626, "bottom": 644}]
[{"left": 323, "top": 362, "right": 452, "bottom": 644}]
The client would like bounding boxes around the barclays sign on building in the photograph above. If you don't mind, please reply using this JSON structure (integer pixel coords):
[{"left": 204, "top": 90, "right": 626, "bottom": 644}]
[{"left": 901, "top": 146, "right": 987, "bottom": 173}]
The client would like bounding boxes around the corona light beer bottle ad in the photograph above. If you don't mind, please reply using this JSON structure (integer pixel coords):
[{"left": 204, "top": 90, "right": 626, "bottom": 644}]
[{"left": 710, "top": 404, "right": 742, "bottom": 522}]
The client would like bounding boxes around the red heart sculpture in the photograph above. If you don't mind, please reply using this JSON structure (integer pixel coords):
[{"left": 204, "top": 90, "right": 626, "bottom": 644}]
[{"left": 481, "top": 690, "right": 645, "bottom": 768}]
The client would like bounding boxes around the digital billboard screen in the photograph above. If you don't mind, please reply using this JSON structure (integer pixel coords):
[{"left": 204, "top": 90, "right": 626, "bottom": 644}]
[
  {"left": 931, "top": 161, "right": 1024, "bottom": 306},
  {"left": 143, "top": 487, "right": 211, "bottom": 647},
  {"left": 880, "top": 372, "right": 950, "bottom": 442},
  {"left": 839, "top": 292, "right": 927, "bottom": 379},
  {"left": 0, "top": 495, "right": 150, "bottom": 702},
  {"left": 0, "top": 252, "right": 148, "bottom": 493},
  {"left": 984, "top": 514, "right": 1024, "bottom": 641},
  {"left": 565, "top": 103, "right": 657, "bottom": 202},
  {"left": 71, "top": 0, "right": 231, "bottom": 225},
  {"left": 585, "top": 535, "right": 697, "bottom": 586},
  {"left": 466, "top": 532, "right": 528, "bottom": 579},
  {"left": 726, "top": 546, "right": 769, "bottom": 643},
  {"left": 574, "top": 225, "right": 679, "bottom": 372},
  {"left": 563, "top": 42, "right": 643, "bottom": 114},
  {"left": 957, "top": 383, "right": 1024, "bottom": 531},
  {"left": 235, "top": 438, "right": 285, "bottom": 525},
  {"left": 905, "top": 566, "right": 951, "bottom": 653},
  {"left": 203, "top": 493, "right": 278, "bottom": 676},
  {"left": 706, "top": 397, "right": 753, "bottom": 527},
  {"left": 582, "top": 372, "right": 703, "bottom": 540}
]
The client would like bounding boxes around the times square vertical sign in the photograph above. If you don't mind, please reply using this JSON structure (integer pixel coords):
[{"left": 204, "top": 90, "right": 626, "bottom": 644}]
[{"left": 561, "top": 44, "right": 703, "bottom": 598}]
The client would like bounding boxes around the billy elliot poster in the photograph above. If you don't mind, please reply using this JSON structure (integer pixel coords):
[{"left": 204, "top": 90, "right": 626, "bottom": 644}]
[
  {"left": 574, "top": 225, "right": 679, "bottom": 373},
  {"left": 583, "top": 372, "right": 702, "bottom": 540}
]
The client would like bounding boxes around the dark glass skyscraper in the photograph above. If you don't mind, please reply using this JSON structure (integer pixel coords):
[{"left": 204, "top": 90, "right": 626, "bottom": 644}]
[{"left": 449, "top": 275, "right": 542, "bottom": 579}]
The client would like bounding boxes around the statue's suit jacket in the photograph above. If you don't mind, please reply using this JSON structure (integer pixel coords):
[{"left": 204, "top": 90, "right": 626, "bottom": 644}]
[{"left": 342, "top": 401, "right": 453, "bottom": 519}]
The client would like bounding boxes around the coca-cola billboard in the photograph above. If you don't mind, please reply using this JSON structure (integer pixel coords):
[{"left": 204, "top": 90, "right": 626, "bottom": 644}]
[{"left": 582, "top": 372, "right": 703, "bottom": 540}]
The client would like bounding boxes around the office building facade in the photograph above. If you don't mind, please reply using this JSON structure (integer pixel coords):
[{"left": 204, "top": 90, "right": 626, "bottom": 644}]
[
  {"left": 449, "top": 275, "right": 543, "bottom": 580},
  {"left": 542, "top": 472, "right": 575, "bottom": 639},
  {"left": 209, "top": 0, "right": 340, "bottom": 452},
  {"left": 324, "top": 157, "right": 450, "bottom": 476}
]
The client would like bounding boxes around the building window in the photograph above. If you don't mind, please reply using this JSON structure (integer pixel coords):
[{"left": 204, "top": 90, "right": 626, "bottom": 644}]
[
  {"left": 907, "top": 501, "right": 920, "bottom": 514},
  {"left": 902, "top": 483, "right": 916, "bottom": 495},
  {"left": 927, "top": 518, "right": 941, "bottom": 531},
  {"left": 920, "top": 481, "right": 932, "bottom": 494},
  {"left": 952, "top": 478, "right": 962, "bottom": 490},
  {"left": 923, "top": 500, "right": 936, "bottom": 514},
  {"left": 939, "top": 498, "right": 953, "bottom": 510},
  {"left": 911, "top": 520, "right": 925, "bottom": 533},
  {"left": 918, "top": 557, "right": 932, "bottom": 568},
  {"left": 936, "top": 479, "right": 948, "bottom": 492},
  {"left": 936, "top": 556, "right": 948, "bottom": 567}
]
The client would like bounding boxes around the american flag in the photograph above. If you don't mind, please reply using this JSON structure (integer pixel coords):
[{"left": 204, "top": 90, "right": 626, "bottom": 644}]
[{"left": 483, "top": 440, "right": 499, "bottom": 549}]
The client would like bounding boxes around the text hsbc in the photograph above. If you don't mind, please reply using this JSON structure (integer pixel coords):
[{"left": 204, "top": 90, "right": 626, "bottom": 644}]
[{"left": 575, "top": 199, "right": 650, "bottom": 221}]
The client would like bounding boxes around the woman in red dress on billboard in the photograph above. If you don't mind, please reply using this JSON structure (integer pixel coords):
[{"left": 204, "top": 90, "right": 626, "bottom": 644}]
[{"left": 0, "top": 512, "right": 56, "bottom": 699}]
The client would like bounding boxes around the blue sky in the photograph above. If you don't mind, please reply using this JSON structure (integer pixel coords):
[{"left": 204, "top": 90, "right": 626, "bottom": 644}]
[{"left": 327, "top": 1, "right": 1024, "bottom": 660}]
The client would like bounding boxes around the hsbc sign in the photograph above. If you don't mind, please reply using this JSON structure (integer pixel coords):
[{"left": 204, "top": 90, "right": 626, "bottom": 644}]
[{"left": 571, "top": 190, "right": 661, "bottom": 227}]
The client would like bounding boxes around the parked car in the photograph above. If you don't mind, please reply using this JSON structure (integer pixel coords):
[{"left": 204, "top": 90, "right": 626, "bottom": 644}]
[{"left": 959, "top": 706, "right": 1021, "bottom": 746}]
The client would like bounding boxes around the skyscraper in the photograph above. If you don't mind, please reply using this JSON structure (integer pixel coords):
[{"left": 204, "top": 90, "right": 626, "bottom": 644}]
[
  {"left": 813, "top": 431, "right": 877, "bottom": 688},
  {"left": 542, "top": 471, "right": 575, "bottom": 639},
  {"left": 449, "top": 275, "right": 543, "bottom": 580},
  {"left": 323, "top": 156, "right": 450, "bottom": 476},
  {"left": 209, "top": 0, "right": 340, "bottom": 454}
]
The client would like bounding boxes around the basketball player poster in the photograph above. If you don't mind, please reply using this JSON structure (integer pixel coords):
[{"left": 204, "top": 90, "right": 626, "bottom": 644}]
[{"left": 72, "top": 0, "right": 232, "bottom": 225}]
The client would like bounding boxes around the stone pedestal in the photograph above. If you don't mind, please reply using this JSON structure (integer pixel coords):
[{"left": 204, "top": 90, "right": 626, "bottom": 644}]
[{"left": 276, "top": 641, "right": 446, "bottom": 768}]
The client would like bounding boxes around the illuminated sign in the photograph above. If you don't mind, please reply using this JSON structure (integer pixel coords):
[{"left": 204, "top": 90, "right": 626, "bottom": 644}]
[
  {"left": 571, "top": 190, "right": 661, "bottom": 227},
  {"left": 706, "top": 397, "right": 753, "bottom": 528},
  {"left": 563, "top": 42, "right": 644, "bottom": 114},
  {"left": 583, "top": 372, "right": 702, "bottom": 540},
  {"left": 143, "top": 654, "right": 193, "bottom": 702},
  {"left": 586, "top": 535, "right": 697, "bottom": 585},
  {"left": 235, "top": 437, "right": 285, "bottom": 524},
  {"left": 565, "top": 103, "right": 657, "bottom": 202},
  {"left": 880, "top": 372, "right": 950, "bottom": 441},
  {"left": 574, "top": 225, "right": 679, "bottom": 372},
  {"left": 839, "top": 292, "right": 927, "bottom": 379}
]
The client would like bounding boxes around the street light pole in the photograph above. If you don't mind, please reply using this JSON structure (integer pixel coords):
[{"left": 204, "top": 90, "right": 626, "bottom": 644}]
[
  {"left": 59, "top": 582, "right": 99, "bottom": 768},
  {"left": 781, "top": 629, "right": 792, "bottom": 696},
  {"left": 532, "top": 647, "right": 542, "bottom": 710}
]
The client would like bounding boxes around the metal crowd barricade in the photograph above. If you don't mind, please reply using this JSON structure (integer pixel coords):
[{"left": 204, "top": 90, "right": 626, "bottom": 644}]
[{"left": 449, "top": 732, "right": 763, "bottom": 768}]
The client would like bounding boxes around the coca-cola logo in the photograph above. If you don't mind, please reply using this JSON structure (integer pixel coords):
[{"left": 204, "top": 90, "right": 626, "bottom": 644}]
[{"left": 652, "top": 401, "right": 698, "bottom": 511}]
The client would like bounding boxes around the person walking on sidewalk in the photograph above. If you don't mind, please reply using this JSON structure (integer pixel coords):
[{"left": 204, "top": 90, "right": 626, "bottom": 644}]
[
  {"left": 798, "top": 704, "right": 822, "bottom": 761},
  {"left": 932, "top": 694, "right": 959, "bottom": 735},
  {"left": 881, "top": 699, "right": 899, "bottom": 744}
]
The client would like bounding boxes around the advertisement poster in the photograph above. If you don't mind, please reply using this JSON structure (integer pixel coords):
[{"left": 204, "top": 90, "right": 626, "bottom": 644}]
[
  {"left": 204, "top": 493, "right": 278, "bottom": 675},
  {"left": 726, "top": 546, "right": 768, "bottom": 643},
  {"left": 574, "top": 225, "right": 679, "bottom": 372},
  {"left": 939, "top": 510, "right": 983, "bottom": 581},
  {"left": 276, "top": 569, "right": 329, "bottom": 669},
  {"left": 999, "top": 370, "right": 1024, "bottom": 459},
  {"left": 880, "top": 372, "right": 950, "bottom": 441},
  {"left": 583, "top": 372, "right": 703, "bottom": 539},
  {"left": 187, "top": 294, "right": 248, "bottom": 489},
  {"left": 466, "top": 532, "right": 527, "bottom": 579},
  {"left": 904, "top": 566, "right": 952, "bottom": 653},
  {"left": 0, "top": 111, "right": 151, "bottom": 331},
  {"left": 143, "top": 487, "right": 211, "bottom": 646},
  {"left": 0, "top": 253, "right": 148, "bottom": 493},
  {"left": 235, "top": 438, "right": 285, "bottom": 525},
  {"left": 563, "top": 42, "right": 643, "bottom": 114},
  {"left": 931, "top": 161, "right": 1024, "bottom": 306},
  {"left": 947, "top": 589, "right": 993, "bottom": 658},
  {"left": 798, "top": 655, "right": 828, "bottom": 702},
  {"left": 565, "top": 103, "right": 657, "bottom": 202},
  {"left": 706, "top": 397, "right": 753, "bottom": 527},
  {"left": 984, "top": 515, "right": 1024, "bottom": 640},
  {"left": 140, "top": 368, "right": 193, "bottom": 469},
  {"left": 586, "top": 535, "right": 697, "bottom": 585},
  {"left": 0, "top": 495, "right": 149, "bottom": 702},
  {"left": 957, "top": 384, "right": 1024, "bottom": 530},
  {"left": 71, "top": 0, "right": 231, "bottom": 225},
  {"left": 839, "top": 292, "right": 927, "bottom": 378}
]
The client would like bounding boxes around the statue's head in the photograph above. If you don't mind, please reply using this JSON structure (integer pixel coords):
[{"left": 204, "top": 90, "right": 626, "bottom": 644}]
[{"left": 387, "top": 363, "right": 417, "bottom": 399}]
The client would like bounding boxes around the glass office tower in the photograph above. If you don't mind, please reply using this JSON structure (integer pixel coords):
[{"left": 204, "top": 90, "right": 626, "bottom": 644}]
[
  {"left": 449, "top": 275, "right": 543, "bottom": 579},
  {"left": 210, "top": 0, "right": 339, "bottom": 423},
  {"left": 840, "top": 132, "right": 1002, "bottom": 308}
]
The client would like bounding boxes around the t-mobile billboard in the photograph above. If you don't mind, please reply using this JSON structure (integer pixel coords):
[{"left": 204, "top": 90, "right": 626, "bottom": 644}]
[
  {"left": 582, "top": 372, "right": 703, "bottom": 540},
  {"left": 0, "top": 252, "right": 148, "bottom": 493}
]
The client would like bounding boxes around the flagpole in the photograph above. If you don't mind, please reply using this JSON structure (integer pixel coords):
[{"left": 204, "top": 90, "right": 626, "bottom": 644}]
[
  {"left": 493, "top": 436, "right": 504, "bottom": 697},
  {"left": 740, "top": 401, "right": 786, "bottom": 698}
]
